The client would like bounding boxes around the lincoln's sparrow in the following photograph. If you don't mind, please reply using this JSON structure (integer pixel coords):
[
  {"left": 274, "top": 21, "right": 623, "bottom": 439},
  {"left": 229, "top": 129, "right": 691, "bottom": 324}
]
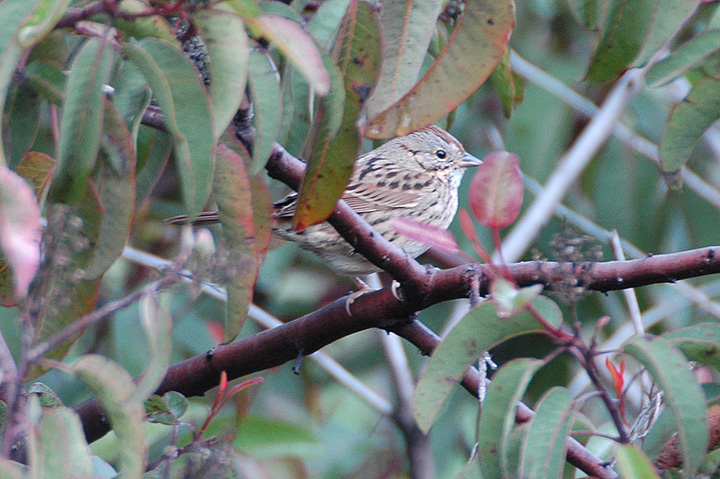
[{"left": 175, "top": 125, "right": 481, "bottom": 276}]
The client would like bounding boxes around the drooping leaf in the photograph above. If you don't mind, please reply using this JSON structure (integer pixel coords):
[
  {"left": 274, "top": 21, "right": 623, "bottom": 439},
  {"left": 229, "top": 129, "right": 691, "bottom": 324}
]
[
  {"left": 478, "top": 358, "right": 544, "bottom": 479},
  {"left": 659, "top": 75, "right": 720, "bottom": 175},
  {"left": 490, "top": 47, "right": 524, "bottom": 118},
  {"left": 413, "top": 296, "right": 561, "bottom": 432},
  {"left": 113, "top": 59, "right": 151, "bottom": 141},
  {"left": 364, "top": 0, "right": 444, "bottom": 118},
  {"left": 365, "top": 0, "right": 515, "bottom": 139},
  {"left": 0, "top": 0, "right": 42, "bottom": 167},
  {"left": 568, "top": 0, "right": 602, "bottom": 29},
  {"left": 0, "top": 166, "right": 42, "bottom": 299},
  {"left": 24, "top": 60, "right": 67, "bottom": 104},
  {"left": 133, "top": 294, "right": 173, "bottom": 399},
  {"left": 469, "top": 151, "right": 523, "bottom": 230},
  {"left": 4, "top": 82, "right": 41, "bottom": 167},
  {"left": 73, "top": 355, "right": 146, "bottom": 477},
  {"left": 518, "top": 387, "right": 581, "bottom": 479},
  {"left": 584, "top": 0, "right": 656, "bottom": 82},
  {"left": 248, "top": 14, "right": 330, "bottom": 95},
  {"left": 34, "top": 406, "right": 95, "bottom": 479},
  {"left": 213, "top": 144, "right": 263, "bottom": 342},
  {"left": 290, "top": 54, "right": 345, "bottom": 231},
  {"left": 193, "top": 7, "right": 250, "bottom": 138},
  {"left": 135, "top": 126, "right": 173, "bottom": 208},
  {"left": 51, "top": 38, "right": 113, "bottom": 204},
  {"left": 292, "top": 0, "right": 381, "bottom": 230},
  {"left": 247, "top": 48, "right": 282, "bottom": 174},
  {"left": 125, "top": 39, "right": 216, "bottom": 218},
  {"left": 623, "top": 335, "right": 709, "bottom": 476},
  {"left": 307, "top": 0, "right": 353, "bottom": 50},
  {"left": 83, "top": 101, "right": 137, "bottom": 280},
  {"left": 646, "top": 30, "right": 720, "bottom": 88}
]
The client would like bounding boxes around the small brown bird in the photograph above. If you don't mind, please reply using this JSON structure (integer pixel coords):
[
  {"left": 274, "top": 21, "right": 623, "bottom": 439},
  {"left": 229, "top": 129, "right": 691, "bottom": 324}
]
[{"left": 176, "top": 125, "right": 481, "bottom": 276}]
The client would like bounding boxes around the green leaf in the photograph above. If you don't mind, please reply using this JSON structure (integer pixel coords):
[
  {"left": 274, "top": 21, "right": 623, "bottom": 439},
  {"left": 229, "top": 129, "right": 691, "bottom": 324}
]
[
  {"left": 114, "top": 0, "right": 177, "bottom": 43},
  {"left": 568, "top": 0, "right": 602, "bottom": 29},
  {"left": 646, "top": 30, "right": 720, "bottom": 88},
  {"left": 490, "top": 47, "right": 524, "bottom": 118},
  {"left": 135, "top": 126, "right": 172, "bottom": 208},
  {"left": 213, "top": 144, "right": 263, "bottom": 342},
  {"left": 131, "top": 38, "right": 216, "bottom": 218},
  {"left": 478, "top": 358, "right": 544, "bottom": 479},
  {"left": 307, "top": 0, "right": 352, "bottom": 50},
  {"left": 491, "top": 279, "right": 543, "bottom": 318},
  {"left": 24, "top": 60, "right": 67, "bottom": 104},
  {"left": 193, "top": 7, "right": 250, "bottom": 138},
  {"left": 16, "top": 0, "right": 71, "bottom": 48},
  {"left": 290, "top": 51, "right": 346, "bottom": 230},
  {"left": 623, "top": 335, "right": 708, "bottom": 476},
  {"left": 584, "top": 0, "right": 656, "bottom": 82},
  {"left": 248, "top": 14, "right": 330, "bottom": 95},
  {"left": 73, "top": 355, "right": 146, "bottom": 478},
  {"left": 366, "top": 0, "right": 515, "bottom": 138},
  {"left": 634, "top": 0, "right": 703, "bottom": 67},
  {"left": 292, "top": 0, "right": 381, "bottom": 230},
  {"left": 133, "top": 294, "right": 173, "bottom": 400},
  {"left": 113, "top": 59, "right": 151, "bottom": 141},
  {"left": 4, "top": 82, "right": 40, "bottom": 167},
  {"left": 83, "top": 101, "right": 137, "bottom": 280},
  {"left": 224, "top": 0, "right": 262, "bottom": 19},
  {"left": 519, "top": 387, "right": 581, "bottom": 479},
  {"left": 234, "top": 415, "right": 322, "bottom": 458},
  {"left": 146, "top": 392, "right": 189, "bottom": 425},
  {"left": 659, "top": 75, "right": 720, "bottom": 174},
  {"left": 0, "top": 0, "right": 41, "bottom": 167},
  {"left": 664, "top": 322, "right": 720, "bottom": 370},
  {"left": 364, "top": 0, "right": 444, "bottom": 118},
  {"left": 35, "top": 406, "right": 95, "bottom": 479},
  {"left": 413, "top": 296, "right": 561, "bottom": 432},
  {"left": 616, "top": 444, "right": 662, "bottom": 479},
  {"left": 247, "top": 49, "right": 281, "bottom": 174},
  {"left": 51, "top": 38, "right": 113, "bottom": 204},
  {"left": 278, "top": 65, "right": 312, "bottom": 155}
]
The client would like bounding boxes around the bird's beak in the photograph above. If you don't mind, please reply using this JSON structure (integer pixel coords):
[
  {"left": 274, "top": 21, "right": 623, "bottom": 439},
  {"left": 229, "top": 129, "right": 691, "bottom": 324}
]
[{"left": 460, "top": 152, "right": 483, "bottom": 168}]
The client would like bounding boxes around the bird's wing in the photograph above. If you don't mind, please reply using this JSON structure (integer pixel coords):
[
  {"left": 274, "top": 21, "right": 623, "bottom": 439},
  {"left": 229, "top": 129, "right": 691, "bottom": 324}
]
[{"left": 273, "top": 159, "right": 422, "bottom": 218}]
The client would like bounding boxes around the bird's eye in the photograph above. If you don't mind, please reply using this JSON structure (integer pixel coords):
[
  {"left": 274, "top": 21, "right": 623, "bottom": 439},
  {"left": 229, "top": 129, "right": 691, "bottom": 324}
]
[{"left": 435, "top": 149, "right": 447, "bottom": 159}]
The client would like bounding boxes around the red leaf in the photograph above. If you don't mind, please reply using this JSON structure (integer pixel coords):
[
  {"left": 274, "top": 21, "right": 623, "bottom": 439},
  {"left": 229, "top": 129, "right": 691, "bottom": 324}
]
[
  {"left": 469, "top": 151, "right": 523, "bottom": 230},
  {"left": 392, "top": 217, "right": 459, "bottom": 254}
]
